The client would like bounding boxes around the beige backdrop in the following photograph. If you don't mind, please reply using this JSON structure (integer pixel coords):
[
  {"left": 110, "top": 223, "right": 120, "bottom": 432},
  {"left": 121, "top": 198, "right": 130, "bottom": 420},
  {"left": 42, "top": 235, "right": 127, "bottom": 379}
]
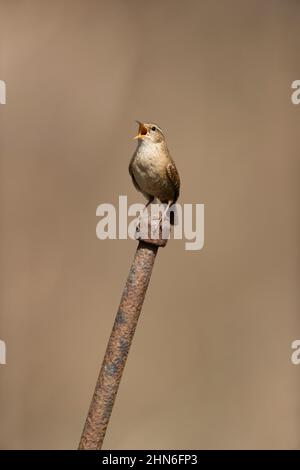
[{"left": 0, "top": 0, "right": 300, "bottom": 450}]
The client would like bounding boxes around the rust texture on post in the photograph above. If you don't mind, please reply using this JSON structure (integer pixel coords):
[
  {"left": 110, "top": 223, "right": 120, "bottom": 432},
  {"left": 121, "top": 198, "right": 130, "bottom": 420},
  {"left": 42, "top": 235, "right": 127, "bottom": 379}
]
[{"left": 79, "top": 217, "right": 168, "bottom": 450}]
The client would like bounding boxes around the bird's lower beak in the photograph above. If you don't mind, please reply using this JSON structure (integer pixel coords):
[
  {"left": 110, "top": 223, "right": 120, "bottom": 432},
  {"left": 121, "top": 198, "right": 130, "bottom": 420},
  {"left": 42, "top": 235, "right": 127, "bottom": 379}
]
[{"left": 134, "top": 122, "right": 148, "bottom": 140}]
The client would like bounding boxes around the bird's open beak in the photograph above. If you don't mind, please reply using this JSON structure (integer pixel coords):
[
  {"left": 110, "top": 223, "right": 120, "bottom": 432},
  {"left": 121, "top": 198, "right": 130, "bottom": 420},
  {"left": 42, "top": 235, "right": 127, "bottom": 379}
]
[{"left": 134, "top": 121, "right": 148, "bottom": 140}]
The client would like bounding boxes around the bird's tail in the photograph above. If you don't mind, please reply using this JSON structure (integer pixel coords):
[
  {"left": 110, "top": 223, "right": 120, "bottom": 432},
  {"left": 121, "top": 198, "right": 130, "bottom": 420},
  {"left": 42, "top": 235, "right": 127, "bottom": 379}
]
[{"left": 169, "top": 204, "right": 177, "bottom": 226}]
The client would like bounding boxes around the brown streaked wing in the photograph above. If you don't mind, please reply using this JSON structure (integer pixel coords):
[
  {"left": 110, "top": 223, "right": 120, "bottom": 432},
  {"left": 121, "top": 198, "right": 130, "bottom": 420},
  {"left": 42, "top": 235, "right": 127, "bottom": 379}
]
[{"left": 166, "top": 161, "right": 180, "bottom": 203}]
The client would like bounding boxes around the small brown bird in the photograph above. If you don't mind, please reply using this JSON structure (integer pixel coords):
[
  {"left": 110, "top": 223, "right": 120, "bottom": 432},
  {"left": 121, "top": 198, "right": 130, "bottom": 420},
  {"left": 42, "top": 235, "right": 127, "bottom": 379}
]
[{"left": 129, "top": 121, "right": 180, "bottom": 224}]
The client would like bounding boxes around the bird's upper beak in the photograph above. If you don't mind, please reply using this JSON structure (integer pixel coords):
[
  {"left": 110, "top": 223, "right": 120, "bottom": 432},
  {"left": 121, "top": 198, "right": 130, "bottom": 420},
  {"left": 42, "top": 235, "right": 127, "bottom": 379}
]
[{"left": 134, "top": 121, "right": 148, "bottom": 140}]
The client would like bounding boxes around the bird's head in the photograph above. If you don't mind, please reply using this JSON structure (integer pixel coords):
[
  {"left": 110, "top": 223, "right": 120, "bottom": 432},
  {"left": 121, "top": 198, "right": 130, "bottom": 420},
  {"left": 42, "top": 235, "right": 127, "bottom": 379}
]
[{"left": 134, "top": 121, "right": 165, "bottom": 144}]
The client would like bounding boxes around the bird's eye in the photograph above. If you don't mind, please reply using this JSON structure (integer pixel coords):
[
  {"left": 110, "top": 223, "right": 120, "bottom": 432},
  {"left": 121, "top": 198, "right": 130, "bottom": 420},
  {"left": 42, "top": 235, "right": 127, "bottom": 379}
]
[{"left": 151, "top": 126, "right": 156, "bottom": 131}]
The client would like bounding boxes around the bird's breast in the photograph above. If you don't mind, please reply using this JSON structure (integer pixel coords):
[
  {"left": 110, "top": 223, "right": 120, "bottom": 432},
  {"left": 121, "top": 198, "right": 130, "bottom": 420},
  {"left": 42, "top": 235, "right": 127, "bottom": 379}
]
[
  {"left": 131, "top": 142, "right": 172, "bottom": 199},
  {"left": 134, "top": 144, "right": 163, "bottom": 176}
]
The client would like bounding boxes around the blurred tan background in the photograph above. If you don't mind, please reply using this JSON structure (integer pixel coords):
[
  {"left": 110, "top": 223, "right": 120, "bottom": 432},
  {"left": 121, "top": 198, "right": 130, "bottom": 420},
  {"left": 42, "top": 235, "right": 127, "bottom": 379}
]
[{"left": 0, "top": 0, "right": 300, "bottom": 449}]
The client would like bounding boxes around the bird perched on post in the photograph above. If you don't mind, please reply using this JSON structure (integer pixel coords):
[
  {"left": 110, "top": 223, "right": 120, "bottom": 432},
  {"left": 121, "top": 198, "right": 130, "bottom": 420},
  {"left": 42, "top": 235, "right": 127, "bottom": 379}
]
[{"left": 129, "top": 121, "right": 180, "bottom": 225}]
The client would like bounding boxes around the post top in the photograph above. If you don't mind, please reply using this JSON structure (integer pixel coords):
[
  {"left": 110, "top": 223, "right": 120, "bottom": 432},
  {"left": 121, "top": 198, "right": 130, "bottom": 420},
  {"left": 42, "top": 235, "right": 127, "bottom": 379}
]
[{"left": 135, "top": 215, "right": 169, "bottom": 247}]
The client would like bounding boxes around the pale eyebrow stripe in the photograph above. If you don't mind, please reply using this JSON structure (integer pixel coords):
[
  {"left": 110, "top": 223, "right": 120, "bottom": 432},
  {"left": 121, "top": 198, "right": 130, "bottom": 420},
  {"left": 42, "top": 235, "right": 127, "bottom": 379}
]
[
  {"left": 147, "top": 123, "right": 164, "bottom": 134},
  {"left": 154, "top": 124, "right": 163, "bottom": 133}
]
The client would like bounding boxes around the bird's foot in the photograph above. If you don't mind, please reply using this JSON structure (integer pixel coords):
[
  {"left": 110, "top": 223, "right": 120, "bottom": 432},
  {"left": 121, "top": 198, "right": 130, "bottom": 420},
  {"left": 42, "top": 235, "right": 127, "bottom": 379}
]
[{"left": 135, "top": 213, "right": 169, "bottom": 247}]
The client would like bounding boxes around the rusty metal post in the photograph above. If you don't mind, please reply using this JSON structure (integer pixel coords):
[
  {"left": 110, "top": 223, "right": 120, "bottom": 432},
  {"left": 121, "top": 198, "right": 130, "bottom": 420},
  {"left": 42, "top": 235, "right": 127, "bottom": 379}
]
[{"left": 78, "top": 218, "right": 168, "bottom": 450}]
